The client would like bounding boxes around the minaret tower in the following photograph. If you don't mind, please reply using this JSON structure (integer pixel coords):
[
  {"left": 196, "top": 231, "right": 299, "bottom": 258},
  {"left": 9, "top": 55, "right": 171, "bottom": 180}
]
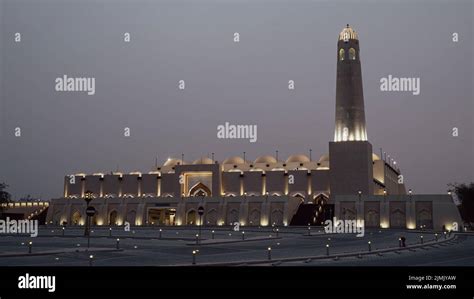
[
  {"left": 329, "top": 25, "right": 373, "bottom": 196},
  {"left": 334, "top": 24, "right": 367, "bottom": 142}
]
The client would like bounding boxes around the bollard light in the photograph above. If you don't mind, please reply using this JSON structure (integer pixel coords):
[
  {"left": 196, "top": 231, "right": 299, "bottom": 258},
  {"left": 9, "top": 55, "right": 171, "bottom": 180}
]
[
  {"left": 28, "top": 241, "right": 32, "bottom": 254},
  {"left": 195, "top": 234, "right": 199, "bottom": 245},
  {"left": 242, "top": 231, "right": 245, "bottom": 240},
  {"left": 444, "top": 231, "right": 447, "bottom": 239},
  {"left": 276, "top": 228, "right": 279, "bottom": 237},
  {"left": 368, "top": 241, "right": 372, "bottom": 252},
  {"left": 435, "top": 233, "right": 438, "bottom": 241},
  {"left": 89, "top": 255, "right": 94, "bottom": 266},
  {"left": 211, "top": 230, "right": 215, "bottom": 239},
  {"left": 62, "top": 227, "right": 65, "bottom": 236},
  {"left": 267, "top": 247, "right": 272, "bottom": 260},
  {"left": 116, "top": 238, "right": 120, "bottom": 249},
  {"left": 420, "top": 235, "right": 424, "bottom": 244},
  {"left": 159, "top": 229, "right": 162, "bottom": 239},
  {"left": 192, "top": 250, "right": 196, "bottom": 265},
  {"left": 109, "top": 227, "right": 112, "bottom": 237},
  {"left": 326, "top": 244, "right": 330, "bottom": 256},
  {"left": 308, "top": 226, "right": 311, "bottom": 236},
  {"left": 398, "top": 237, "right": 402, "bottom": 248}
]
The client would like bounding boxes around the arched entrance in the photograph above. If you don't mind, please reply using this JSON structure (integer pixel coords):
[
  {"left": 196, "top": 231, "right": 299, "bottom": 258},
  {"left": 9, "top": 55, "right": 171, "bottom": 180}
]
[
  {"left": 109, "top": 210, "right": 118, "bottom": 226},
  {"left": 271, "top": 210, "right": 284, "bottom": 226},
  {"left": 186, "top": 210, "right": 197, "bottom": 225},
  {"left": 249, "top": 209, "right": 261, "bottom": 226},
  {"left": 205, "top": 209, "right": 217, "bottom": 226},
  {"left": 71, "top": 211, "right": 82, "bottom": 225},
  {"left": 126, "top": 210, "right": 136, "bottom": 225}
]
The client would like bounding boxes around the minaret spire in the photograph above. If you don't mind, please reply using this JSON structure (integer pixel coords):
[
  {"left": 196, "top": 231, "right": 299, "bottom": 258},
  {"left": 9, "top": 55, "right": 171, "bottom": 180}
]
[{"left": 334, "top": 24, "right": 367, "bottom": 142}]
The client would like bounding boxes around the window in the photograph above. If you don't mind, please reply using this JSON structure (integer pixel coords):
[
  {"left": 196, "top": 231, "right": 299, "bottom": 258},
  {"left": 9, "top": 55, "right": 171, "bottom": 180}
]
[
  {"left": 339, "top": 48, "right": 345, "bottom": 61},
  {"left": 349, "top": 48, "right": 356, "bottom": 60}
]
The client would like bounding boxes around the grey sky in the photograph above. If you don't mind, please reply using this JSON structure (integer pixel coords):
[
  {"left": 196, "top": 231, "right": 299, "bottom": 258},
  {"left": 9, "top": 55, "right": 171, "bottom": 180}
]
[{"left": 1, "top": 0, "right": 473, "bottom": 200}]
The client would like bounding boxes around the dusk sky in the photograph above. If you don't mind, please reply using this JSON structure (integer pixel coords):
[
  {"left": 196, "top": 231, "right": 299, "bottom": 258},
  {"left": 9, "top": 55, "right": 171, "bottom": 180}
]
[{"left": 0, "top": 0, "right": 473, "bottom": 200}]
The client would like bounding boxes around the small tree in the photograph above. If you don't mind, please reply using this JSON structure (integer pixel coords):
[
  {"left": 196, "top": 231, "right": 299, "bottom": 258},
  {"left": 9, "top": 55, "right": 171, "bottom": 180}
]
[
  {"left": 0, "top": 183, "right": 12, "bottom": 217},
  {"left": 448, "top": 182, "right": 474, "bottom": 228}
]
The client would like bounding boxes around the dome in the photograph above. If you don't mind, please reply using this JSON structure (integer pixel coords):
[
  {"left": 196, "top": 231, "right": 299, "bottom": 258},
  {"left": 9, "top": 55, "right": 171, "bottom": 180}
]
[
  {"left": 254, "top": 155, "right": 277, "bottom": 164},
  {"left": 318, "top": 154, "right": 329, "bottom": 163},
  {"left": 223, "top": 156, "right": 245, "bottom": 165},
  {"left": 372, "top": 153, "right": 381, "bottom": 161},
  {"left": 163, "top": 158, "right": 184, "bottom": 167},
  {"left": 193, "top": 157, "right": 213, "bottom": 165},
  {"left": 339, "top": 24, "right": 358, "bottom": 41},
  {"left": 286, "top": 154, "right": 310, "bottom": 163}
]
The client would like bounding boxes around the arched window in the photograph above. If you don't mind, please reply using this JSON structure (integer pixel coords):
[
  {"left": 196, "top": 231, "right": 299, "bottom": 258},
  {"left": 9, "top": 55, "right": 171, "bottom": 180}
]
[
  {"left": 349, "top": 48, "right": 356, "bottom": 60},
  {"left": 339, "top": 48, "right": 345, "bottom": 61}
]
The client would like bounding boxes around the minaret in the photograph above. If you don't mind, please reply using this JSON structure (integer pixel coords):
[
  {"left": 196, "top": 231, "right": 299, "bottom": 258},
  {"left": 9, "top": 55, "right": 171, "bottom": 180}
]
[
  {"left": 329, "top": 25, "right": 373, "bottom": 196},
  {"left": 334, "top": 24, "right": 367, "bottom": 142}
]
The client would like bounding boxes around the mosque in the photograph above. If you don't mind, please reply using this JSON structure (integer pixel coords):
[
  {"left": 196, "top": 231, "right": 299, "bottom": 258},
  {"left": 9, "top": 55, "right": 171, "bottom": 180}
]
[{"left": 46, "top": 25, "right": 461, "bottom": 230}]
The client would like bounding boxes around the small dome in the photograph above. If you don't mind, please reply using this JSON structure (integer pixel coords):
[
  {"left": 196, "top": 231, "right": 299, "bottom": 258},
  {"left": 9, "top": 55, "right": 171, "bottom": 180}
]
[
  {"left": 372, "top": 153, "right": 381, "bottom": 161},
  {"left": 254, "top": 155, "right": 277, "bottom": 164},
  {"left": 193, "top": 157, "right": 213, "bottom": 165},
  {"left": 318, "top": 154, "right": 329, "bottom": 163},
  {"left": 163, "top": 158, "right": 184, "bottom": 167},
  {"left": 223, "top": 156, "right": 245, "bottom": 165},
  {"left": 339, "top": 24, "right": 358, "bottom": 41},
  {"left": 286, "top": 154, "right": 310, "bottom": 163}
]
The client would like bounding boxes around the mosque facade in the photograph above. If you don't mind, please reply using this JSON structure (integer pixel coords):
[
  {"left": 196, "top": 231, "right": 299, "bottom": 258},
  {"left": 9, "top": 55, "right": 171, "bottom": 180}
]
[{"left": 46, "top": 25, "right": 462, "bottom": 230}]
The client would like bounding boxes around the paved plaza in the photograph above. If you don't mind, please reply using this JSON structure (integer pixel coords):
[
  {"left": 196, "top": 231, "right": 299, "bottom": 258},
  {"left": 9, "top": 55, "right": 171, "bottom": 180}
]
[{"left": 0, "top": 226, "right": 472, "bottom": 266}]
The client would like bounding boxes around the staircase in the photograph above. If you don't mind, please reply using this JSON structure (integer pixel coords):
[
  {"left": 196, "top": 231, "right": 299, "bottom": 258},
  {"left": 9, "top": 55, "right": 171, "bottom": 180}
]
[{"left": 290, "top": 201, "right": 334, "bottom": 226}]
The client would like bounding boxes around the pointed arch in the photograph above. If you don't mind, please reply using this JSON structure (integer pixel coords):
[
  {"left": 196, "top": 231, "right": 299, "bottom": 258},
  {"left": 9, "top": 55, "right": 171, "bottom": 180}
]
[
  {"left": 349, "top": 48, "right": 356, "bottom": 60},
  {"left": 339, "top": 48, "right": 345, "bottom": 61},
  {"left": 109, "top": 210, "right": 118, "bottom": 226},
  {"left": 188, "top": 182, "right": 211, "bottom": 197},
  {"left": 71, "top": 211, "right": 82, "bottom": 225},
  {"left": 186, "top": 209, "right": 197, "bottom": 225}
]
